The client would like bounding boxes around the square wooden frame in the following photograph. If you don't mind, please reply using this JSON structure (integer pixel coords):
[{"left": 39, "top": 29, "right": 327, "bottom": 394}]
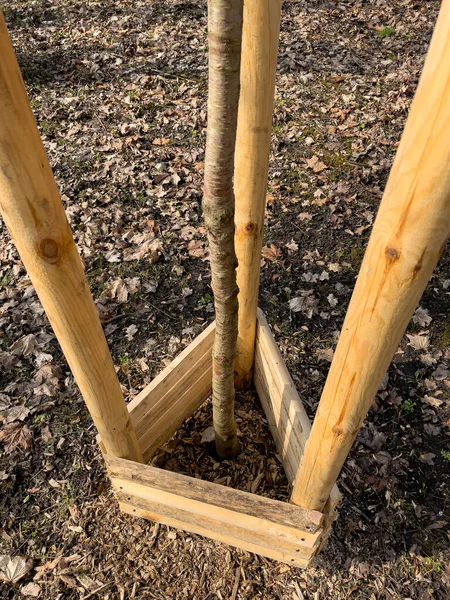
[{"left": 102, "top": 310, "right": 339, "bottom": 568}]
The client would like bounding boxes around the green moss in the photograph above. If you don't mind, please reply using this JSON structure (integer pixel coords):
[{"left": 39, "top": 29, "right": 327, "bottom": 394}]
[{"left": 436, "top": 322, "right": 450, "bottom": 349}]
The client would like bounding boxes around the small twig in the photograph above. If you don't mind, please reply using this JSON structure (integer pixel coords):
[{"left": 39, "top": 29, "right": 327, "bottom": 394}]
[
  {"left": 230, "top": 567, "right": 240, "bottom": 600},
  {"left": 80, "top": 581, "right": 113, "bottom": 600}
]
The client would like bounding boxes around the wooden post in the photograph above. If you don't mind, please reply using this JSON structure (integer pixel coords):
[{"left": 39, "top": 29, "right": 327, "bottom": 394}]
[
  {"left": 0, "top": 14, "right": 142, "bottom": 462},
  {"left": 234, "top": 0, "right": 281, "bottom": 389},
  {"left": 291, "top": 1, "right": 450, "bottom": 511}
]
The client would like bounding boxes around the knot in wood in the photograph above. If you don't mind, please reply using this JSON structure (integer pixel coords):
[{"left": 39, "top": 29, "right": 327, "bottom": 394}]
[
  {"left": 39, "top": 237, "right": 61, "bottom": 264},
  {"left": 385, "top": 246, "right": 400, "bottom": 262}
]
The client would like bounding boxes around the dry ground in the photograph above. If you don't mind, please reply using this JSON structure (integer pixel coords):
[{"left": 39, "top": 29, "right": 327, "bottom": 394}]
[{"left": 1, "top": 0, "right": 450, "bottom": 598}]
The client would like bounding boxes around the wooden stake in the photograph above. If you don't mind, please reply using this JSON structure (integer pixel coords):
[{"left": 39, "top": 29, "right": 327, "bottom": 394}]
[
  {"left": 291, "top": 1, "right": 450, "bottom": 511},
  {"left": 0, "top": 14, "right": 142, "bottom": 462},
  {"left": 234, "top": 0, "right": 281, "bottom": 389}
]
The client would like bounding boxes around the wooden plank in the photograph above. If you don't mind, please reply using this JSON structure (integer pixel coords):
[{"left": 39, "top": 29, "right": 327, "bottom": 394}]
[
  {"left": 98, "top": 321, "right": 215, "bottom": 460},
  {"left": 254, "top": 356, "right": 303, "bottom": 483},
  {"left": 119, "top": 501, "right": 310, "bottom": 568},
  {"left": 234, "top": 0, "right": 281, "bottom": 388},
  {"left": 105, "top": 455, "right": 323, "bottom": 534},
  {"left": 0, "top": 15, "right": 141, "bottom": 462},
  {"left": 292, "top": 1, "right": 450, "bottom": 511},
  {"left": 254, "top": 310, "right": 340, "bottom": 509},
  {"left": 138, "top": 362, "right": 212, "bottom": 462},
  {"left": 115, "top": 484, "right": 317, "bottom": 558},
  {"left": 254, "top": 310, "right": 310, "bottom": 482}
]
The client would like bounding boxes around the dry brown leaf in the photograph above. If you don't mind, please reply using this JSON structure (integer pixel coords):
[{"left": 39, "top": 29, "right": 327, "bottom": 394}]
[
  {"left": 188, "top": 239, "right": 207, "bottom": 258},
  {"left": 0, "top": 423, "right": 32, "bottom": 453},
  {"left": 419, "top": 452, "right": 436, "bottom": 464},
  {"left": 261, "top": 244, "right": 281, "bottom": 262},
  {"left": 21, "top": 582, "right": 41, "bottom": 597},
  {"left": 407, "top": 334, "right": 429, "bottom": 351},
  {"left": 0, "top": 555, "right": 33, "bottom": 583},
  {"left": 305, "top": 155, "right": 327, "bottom": 173}
]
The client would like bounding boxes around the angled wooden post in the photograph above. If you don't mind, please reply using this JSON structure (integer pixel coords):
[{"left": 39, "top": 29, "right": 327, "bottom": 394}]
[
  {"left": 234, "top": 0, "right": 281, "bottom": 389},
  {"left": 291, "top": 0, "right": 450, "bottom": 511},
  {"left": 0, "top": 14, "right": 142, "bottom": 462}
]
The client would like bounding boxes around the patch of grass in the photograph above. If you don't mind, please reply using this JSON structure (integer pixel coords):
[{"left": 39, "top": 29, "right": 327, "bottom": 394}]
[
  {"left": 422, "top": 557, "right": 442, "bottom": 574},
  {"left": 441, "top": 449, "right": 450, "bottom": 462},
  {"left": 0, "top": 270, "right": 9, "bottom": 287},
  {"left": 401, "top": 399, "right": 416, "bottom": 415},
  {"left": 349, "top": 245, "right": 365, "bottom": 270},
  {"left": 378, "top": 26, "right": 395, "bottom": 38}
]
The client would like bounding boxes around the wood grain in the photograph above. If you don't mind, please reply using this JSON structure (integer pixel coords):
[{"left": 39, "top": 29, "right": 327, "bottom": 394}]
[
  {"left": 292, "top": 1, "right": 450, "bottom": 510},
  {"left": 119, "top": 501, "right": 310, "bottom": 568},
  {"left": 254, "top": 311, "right": 340, "bottom": 516},
  {"left": 0, "top": 14, "right": 141, "bottom": 462},
  {"left": 105, "top": 321, "right": 215, "bottom": 461},
  {"left": 105, "top": 455, "right": 323, "bottom": 534},
  {"left": 106, "top": 454, "right": 324, "bottom": 567},
  {"left": 234, "top": 0, "right": 281, "bottom": 388}
]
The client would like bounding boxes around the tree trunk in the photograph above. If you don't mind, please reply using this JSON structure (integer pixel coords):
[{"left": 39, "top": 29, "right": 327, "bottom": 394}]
[{"left": 203, "top": 0, "right": 243, "bottom": 458}]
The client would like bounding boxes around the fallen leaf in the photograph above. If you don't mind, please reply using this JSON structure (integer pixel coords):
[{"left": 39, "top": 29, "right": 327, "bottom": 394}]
[
  {"left": 412, "top": 306, "right": 432, "bottom": 327},
  {"left": 289, "top": 292, "right": 319, "bottom": 319},
  {"left": 327, "top": 294, "right": 338, "bottom": 308},
  {"left": 305, "top": 155, "right": 327, "bottom": 173},
  {"left": 423, "top": 395, "right": 443, "bottom": 407},
  {"left": 407, "top": 334, "right": 429, "bottom": 351},
  {"left": 419, "top": 452, "right": 436, "bottom": 464},
  {"left": 188, "top": 239, "right": 207, "bottom": 259},
  {"left": 3, "top": 405, "right": 30, "bottom": 424},
  {"left": 10, "top": 334, "right": 38, "bottom": 356},
  {"left": 261, "top": 244, "right": 281, "bottom": 262},
  {"left": 0, "top": 555, "right": 33, "bottom": 583},
  {"left": 201, "top": 426, "right": 215, "bottom": 443},
  {"left": 316, "top": 348, "right": 334, "bottom": 362},
  {"left": 0, "top": 423, "right": 32, "bottom": 453},
  {"left": 21, "top": 582, "right": 41, "bottom": 597},
  {"left": 125, "top": 324, "right": 138, "bottom": 341}
]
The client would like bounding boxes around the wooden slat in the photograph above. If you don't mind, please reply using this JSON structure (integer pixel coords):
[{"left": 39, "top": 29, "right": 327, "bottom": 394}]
[
  {"left": 105, "top": 455, "right": 323, "bottom": 534},
  {"left": 98, "top": 321, "right": 215, "bottom": 460},
  {"left": 254, "top": 310, "right": 340, "bottom": 511},
  {"left": 138, "top": 362, "right": 213, "bottom": 462},
  {"left": 116, "top": 485, "right": 317, "bottom": 559},
  {"left": 254, "top": 309, "right": 310, "bottom": 482},
  {"left": 119, "top": 501, "right": 310, "bottom": 568}
]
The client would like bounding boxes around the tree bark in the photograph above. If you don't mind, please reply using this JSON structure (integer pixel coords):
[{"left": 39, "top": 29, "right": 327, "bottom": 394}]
[{"left": 203, "top": 0, "right": 243, "bottom": 458}]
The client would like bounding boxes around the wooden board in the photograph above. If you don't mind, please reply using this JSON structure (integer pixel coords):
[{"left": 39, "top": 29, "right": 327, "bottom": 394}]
[
  {"left": 254, "top": 310, "right": 341, "bottom": 515},
  {"left": 254, "top": 309, "right": 311, "bottom": 482},
  {"left": 119, "top": 502, "right": 310, "bottom": 568},
  {"left": 106, "top": 455, "right": 324, "bottom": 567},
  {"left": 98, "top": 321, "right": 215, "bottom": 461}
]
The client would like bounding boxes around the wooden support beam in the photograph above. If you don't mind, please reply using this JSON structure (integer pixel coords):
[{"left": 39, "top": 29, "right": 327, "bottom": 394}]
[
  {"left": 234, "top": 0, "right": 281, "bottom": 389},
  {"left": 291, "top": 1, "right": 450, "bottom": 511},
  {"left": 0, "top": 14, "right": 142, "bottom": 462}
]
